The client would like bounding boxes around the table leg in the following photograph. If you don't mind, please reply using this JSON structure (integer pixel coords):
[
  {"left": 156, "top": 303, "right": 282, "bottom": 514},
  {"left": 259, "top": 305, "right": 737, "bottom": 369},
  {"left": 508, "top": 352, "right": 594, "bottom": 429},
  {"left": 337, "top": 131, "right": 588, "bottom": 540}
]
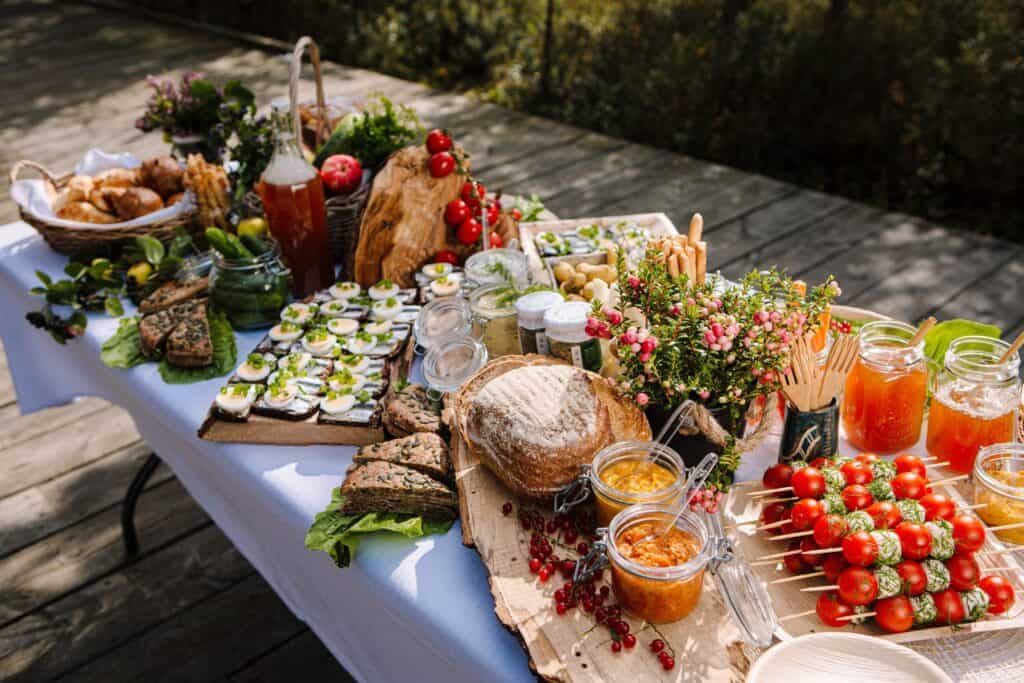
[{"left": 121, "top": 452, "right": 161, "bottom": 561}]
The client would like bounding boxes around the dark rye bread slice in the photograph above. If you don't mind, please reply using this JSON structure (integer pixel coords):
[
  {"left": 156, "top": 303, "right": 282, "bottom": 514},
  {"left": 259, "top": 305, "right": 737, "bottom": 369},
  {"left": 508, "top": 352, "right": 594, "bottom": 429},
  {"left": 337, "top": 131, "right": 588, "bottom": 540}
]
[
  {"left": 138, "top": 276, "right": 209, "bottom": 313},
  {"left": 382, "top": 384, "right": 441, "bottom": 437},
  {"left": 338, "top": 461, "right": 457, "bottom": 520},
  {"left": 353, "top": 432, "right": 451, "bottom": 483},
  {"left": 165, "top": 301, "right": 213, "bottom": 367},
  {"left": 138, "top": 299, "right": 205, "bottom": 358}
]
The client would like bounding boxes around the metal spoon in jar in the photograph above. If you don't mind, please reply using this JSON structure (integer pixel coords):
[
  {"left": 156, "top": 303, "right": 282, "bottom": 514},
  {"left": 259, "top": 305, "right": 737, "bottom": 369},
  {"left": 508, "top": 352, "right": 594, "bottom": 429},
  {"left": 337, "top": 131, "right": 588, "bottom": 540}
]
[
  {"left": 643, "top": 451, "right": 719, "bottom": 542},
  {"left": 644, "top": 399, "right": 694, "bottom": 464}
]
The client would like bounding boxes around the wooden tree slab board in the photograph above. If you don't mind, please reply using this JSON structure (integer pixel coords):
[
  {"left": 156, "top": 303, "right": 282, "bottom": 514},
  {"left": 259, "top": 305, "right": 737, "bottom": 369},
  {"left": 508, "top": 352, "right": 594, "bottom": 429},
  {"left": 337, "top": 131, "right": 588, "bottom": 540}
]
[{"left": 450, "top": 434, "right": 754, "bottom": 682}]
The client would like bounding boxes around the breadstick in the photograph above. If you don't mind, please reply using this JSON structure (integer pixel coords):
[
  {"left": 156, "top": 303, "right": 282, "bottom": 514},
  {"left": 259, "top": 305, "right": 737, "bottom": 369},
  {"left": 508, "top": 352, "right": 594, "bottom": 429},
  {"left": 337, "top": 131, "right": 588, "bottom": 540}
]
[
  {"left": 695, "top": 241, "right": 707, "bottom": 285},
  {"left": 684, "top": 245, "right": 696, "bottom": 281},
  {"left": 688, "top": 213, "right": 703, "bottom": 243},
  {"left": 668, "top": 254, "right": 681, "bottom": 278}
]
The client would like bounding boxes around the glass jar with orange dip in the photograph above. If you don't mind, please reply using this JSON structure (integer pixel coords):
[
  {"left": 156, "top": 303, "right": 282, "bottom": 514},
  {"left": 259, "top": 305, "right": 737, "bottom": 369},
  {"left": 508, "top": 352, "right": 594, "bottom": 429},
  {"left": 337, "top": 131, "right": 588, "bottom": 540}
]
[
  {"left": 973, "top": 443, "right": 1024, "bottom": 545},
  {"left": 589, "top": 441, "right": 684, "bottom": 527},
  {"left": 841, "top": 321, "right": 929, "bottom": 454},
  {"left": 927, "top": 337, "right": 1020, "bottom": 474}
]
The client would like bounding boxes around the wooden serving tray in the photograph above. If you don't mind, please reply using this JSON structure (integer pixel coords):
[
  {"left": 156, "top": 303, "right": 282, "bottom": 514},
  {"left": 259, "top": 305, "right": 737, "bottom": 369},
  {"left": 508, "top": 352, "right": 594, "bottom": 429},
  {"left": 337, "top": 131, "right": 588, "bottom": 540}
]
[
  {"left": 519, "top": 213, "right": 678, "bottom": 286},
  {"left": 723, "top": 478, "right": 1024, "bottom": 645},
  {"left": 197, "top": 339, "right": 415, "bottom": 446},
  {"left": 450, "top": 434, "right": 752, "bottom": 683}
]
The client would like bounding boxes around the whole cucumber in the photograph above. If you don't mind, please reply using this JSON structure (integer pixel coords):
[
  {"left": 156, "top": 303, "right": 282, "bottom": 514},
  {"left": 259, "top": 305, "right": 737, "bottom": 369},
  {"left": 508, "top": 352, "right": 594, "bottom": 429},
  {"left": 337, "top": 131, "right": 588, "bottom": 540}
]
[
  {"left": 239, "top": 234, "right": 269, "bottom": 256},
  {"left": 205, "top": 228, "right": 240, "bottom": 259},
  {"left": 224, "top": 233, "right": 255, "bottom": 260}
]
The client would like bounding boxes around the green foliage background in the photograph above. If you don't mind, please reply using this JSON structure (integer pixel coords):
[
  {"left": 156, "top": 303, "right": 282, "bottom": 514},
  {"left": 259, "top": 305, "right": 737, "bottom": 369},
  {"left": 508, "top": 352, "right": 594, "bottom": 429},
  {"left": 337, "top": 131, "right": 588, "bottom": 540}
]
[{"left": 150, "top": 1, "right": 1024, "bottom": 239}]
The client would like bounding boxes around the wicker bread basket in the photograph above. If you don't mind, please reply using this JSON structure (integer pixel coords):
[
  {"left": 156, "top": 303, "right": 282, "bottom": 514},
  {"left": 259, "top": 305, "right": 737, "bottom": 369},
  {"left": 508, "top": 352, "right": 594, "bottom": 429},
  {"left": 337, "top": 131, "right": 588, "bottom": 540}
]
[{"left": 8, "top": 160, "right": 198, "bottom": 258}]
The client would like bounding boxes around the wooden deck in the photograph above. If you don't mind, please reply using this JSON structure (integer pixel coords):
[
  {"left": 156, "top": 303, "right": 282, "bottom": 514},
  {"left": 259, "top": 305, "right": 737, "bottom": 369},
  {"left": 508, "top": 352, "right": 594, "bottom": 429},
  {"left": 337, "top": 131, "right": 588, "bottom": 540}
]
[{"left": 1, "top": 1, "right": 1022, "bottom": 681}]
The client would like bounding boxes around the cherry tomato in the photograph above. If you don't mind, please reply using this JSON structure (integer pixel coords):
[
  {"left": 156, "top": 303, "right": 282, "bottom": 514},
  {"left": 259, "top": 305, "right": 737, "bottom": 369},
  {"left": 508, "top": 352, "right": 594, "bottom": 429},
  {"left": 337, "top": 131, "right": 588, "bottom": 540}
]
[
  {"left": 980, "top": 575, "right": 1016, "bottom": 614},
  {"left": 456, "top": 217, "right": 483, "bottom": 245},
  {"left": 425, "top": 128, "right": 453, "bottom": 154},
  {"left": 778, "top": 508, "right": 797, "bottom": 535},
  {"left": 933, "top": 588, "right": 966, "bottom": 625},
  {"left": 444, "top": 199, "right": 470, "bottom": 226},
  {"left": 761, "top": 501, "right": 788, "bottom": 527},
  {"left": 842, "top": 531, "right": 879, "bottom": 566},
  {"left": 485, "top": 204, "right": 501, "bottom": 226},
  {"left": 838, "top": 566, "right": 879, "bottom": 606},
  {"left": 841, "top": 484, "right": 873, "bottom": 511},
  {"left": 800, "top": 536, "right": 825, "bottom": 567},
  {"left": 866, "top": 501, "right": 902, "bottom": 530},
  {"left": 895, "top": 522, "right": 933, "bottom": 561},
  {"left": 790, "top": 498, "right": 826, "bottom": 531},
  {"left": 946, "top": 553, "right": 981, "bottom": 591},
  {"left": 919, "top": 493, "right": 956, "bottom": 522},
  {"left": 951, "top": 515, "right": 986, "bottom": 553},
  {"left": 428, "top": 151, "right": 456, "bottom": 178},
  {"left": 874, "top": 595, "right": 914, "bottom": 633},
  {"left": 816, "top": 591, "right": 855, "bottom": 627},
  {"left": 784, "top": 540, "right": 809, "bottom": 574},
  {"left": 809, "top": 457, "right": 830, "bottom": 470},
  {"left": 433, "top": 250, "right": 459, "bottom": 266},
  {"left": 891, "top": 472, "right": 928, "bottom": 500},
  {"left": 841, "top": 460, "right": 874, "bottom": 486},
  {"left": 894, "top": 453, "right": 927, "bottom": 477},
  {"left": 487, "top": 231, "right": 503, "bottom": 248},
  {"left": 855, "top": 453, "right": 880, "bottom": 465},
  {"left": 822, "top": 554, "right": 848, "bottom": 583},
  {"left": 791, "top": 466, "right": 826, "bottom": 499},
  {"left": 814, "top": 514, "right": 849, "bottom": 547},
  {"left": 895, "top": 560, "right": 927, "bottom": 595},
  {"left": 461, "top": 180, "right": 486, "bottom": 202},
  {"left": 510, "top": 208, "right": 523, "bottom": 221},
  {"left": 762, "top": 463, "right": 794, "bottom": 490}
]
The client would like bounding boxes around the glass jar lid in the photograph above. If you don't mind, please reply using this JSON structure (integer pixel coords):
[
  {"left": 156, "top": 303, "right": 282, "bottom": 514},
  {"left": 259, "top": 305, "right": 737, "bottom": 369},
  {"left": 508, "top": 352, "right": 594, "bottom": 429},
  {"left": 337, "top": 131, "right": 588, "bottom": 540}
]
[
  {"left": 464, "top": 248, "right": 528, "bottom": 287},
  {"left": 423, "top": 337, "right": 489, "bottom": 393},
  {"left": 858, "top": 320, "right": 925, "bottom": 370},
  {"left": 515, "top": 290, "right": 564, "bottom": 329},
  {"left": 544, "top": 301, "right": 591, "bottom": 343},
  {"left": 414, "top": 297, "right": 473, "bottom": 351}
]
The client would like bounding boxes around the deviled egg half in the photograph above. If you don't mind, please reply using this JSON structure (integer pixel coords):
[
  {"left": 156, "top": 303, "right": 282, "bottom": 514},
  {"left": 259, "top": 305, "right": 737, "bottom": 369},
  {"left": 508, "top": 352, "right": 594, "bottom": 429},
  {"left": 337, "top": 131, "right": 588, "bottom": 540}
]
[
  {"left": 328, "top": 281, "right": 361, "bottom": 300},
  {"left": 372, "top": 297, "right": 403, "bottom": 320},
  {"left": 278, "top": 352, "right": 313, "bottom": 374},
  {"left": 236, "top": 353, "right": 272, "bottom": 382},
  {"left": 337, "top": 353, "right": 370, "bottom": 374},
  {"left": 319, "top": 299, "right": 350, "bottom": 318},
  {"left": 422, "top": 262, "right": 453, "bottom": 280},
  {"left": 302, "top": 328, "right": 337, "bottom": 356},
  {"left": 368, "top": 279, "right": 400, "bottom": 301},
  {"left": 430, "top": 275, "right": 459, "bottom": 297},
  {"left": 281, "top": 302, "right": 316, "bottom": 325},
  {"left": 346, "top": 331, "right": 378, "bottom": 354},
  {"left": 362, "top": 319, "right": 393, "bottom": 336},
  {"left": 327, "top": 368, "right": 366, "bottom": 394},
  {"left": 320, "top": 390, "right": 357, "bottom": 416},
  {"left": 263, "top": 380, "right": 298, "bottom": 409},
  {"left": 215, "top": 383, "right": 258, "bottom": 415},
  {"left": 269, "top": 321, "right": 304, "bottom": 343},
  {"left": 327, "top": 317, "right": 359, "bottom": 337}
]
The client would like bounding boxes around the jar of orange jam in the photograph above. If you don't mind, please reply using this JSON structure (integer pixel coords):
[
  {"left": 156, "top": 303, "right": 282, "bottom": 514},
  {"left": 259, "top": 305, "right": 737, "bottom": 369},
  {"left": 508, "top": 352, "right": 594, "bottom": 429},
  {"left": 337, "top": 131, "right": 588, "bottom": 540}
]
[
  {"left": 927, "top": 336, "right": 1020, "bottom": 474},
  {"left": 973, "top": 443, "right": 1024, "bottom": 545},
  {"left": 841, "top": 321, "right": 929, "bottom": 454},
  {"left": 589, "top": 441, "right": 684, "bottom": 527},
  {"left": 606, "top": 505, "right": 710, "bottom": 623}
]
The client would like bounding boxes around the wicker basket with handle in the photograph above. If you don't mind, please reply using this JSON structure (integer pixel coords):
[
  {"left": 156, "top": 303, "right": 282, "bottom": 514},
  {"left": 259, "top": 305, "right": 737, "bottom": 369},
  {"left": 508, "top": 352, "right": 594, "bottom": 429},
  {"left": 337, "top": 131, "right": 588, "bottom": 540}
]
[
  {"left": 8, "top": 160, "right": 198, "bottom": 258},
  {"left": 246, "top": 36, "right": 371, "bottom": 276}
]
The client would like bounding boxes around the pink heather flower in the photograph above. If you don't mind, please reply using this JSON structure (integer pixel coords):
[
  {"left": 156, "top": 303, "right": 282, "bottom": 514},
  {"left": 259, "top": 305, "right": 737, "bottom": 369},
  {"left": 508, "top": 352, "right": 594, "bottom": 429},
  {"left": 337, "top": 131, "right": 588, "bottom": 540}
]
[
  {"left": 721, "top": 339, "right": 733, "bottom": 352},
  {"left": 771, "top": 311, "right": 782, "bottom": 323},
  {"left": 711, "top": 322, "right": 724, "bottom": 337},
  {"left": 670, "top": 304, "right": 681, "bottom": 316},
  {"left": 638, "top": 352, "right": 651, "bottom": 363},
  {"left": 797, "top": 313, "right": 807, "bottom": 325},
  {"left": 752, "top": 367, "right": 763, "bottom": 377},
  {"left": 587, "top": 317, "right": 599, "bottom": 329},
  {"left": 622, "top": 330, "right": 638, "bottom": 345},
  {"left": 631, "top": 342, "right": 642, "bottom": 353},
  {"left": 780, "top": 331, "right": 791, "bottom": 344},
  {"left": 704, "top": 330, "right": 717, "bottom": 346},
  {"left": 608, "top": 310, "right": 623, "bottom": 325},
  {"left": 628, "top": 276, "right": 642, "bottom": 289},
  {"left": 710, "top": 342, "right": 721, "bottom": 351},
  {"left": 635, "top": 392, "right": 649, "bottom": 406},
  {"left": 763, "top": 321, "right": 773, "bottom": 332},
  {"left": 707, "top": 300, "right": 719, "bottom": 312},
  {"left": 641, "top": 338, "right": 656, "bottom": 353},
  {"left": 636, "top": 328, "right": 649, "bottom": 342},
  {"left": 686, "top": 297, "right": 696, "bottom": 306},
  {"left": 698, "top": 389, "right": 710, "bottom": 400},
  {"left": 727, "top": 324, "right": 740, "bottom": 338},
  {"left": 726, "top": 353, "right": 737, "bottom": 364},
  {"left": 755, "top": 311, "right": 769, "bottom": 324}
]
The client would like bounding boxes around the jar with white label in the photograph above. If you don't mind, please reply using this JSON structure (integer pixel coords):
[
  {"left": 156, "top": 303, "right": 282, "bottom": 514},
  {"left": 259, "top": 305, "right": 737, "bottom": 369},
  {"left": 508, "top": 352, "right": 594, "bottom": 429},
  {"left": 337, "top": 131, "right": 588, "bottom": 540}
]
[
  {"left": 543, "top": 301, "right": 602, "bottom": 372},
  {"left": 514, "top": 290, "right": 564, "bottom": 355}
]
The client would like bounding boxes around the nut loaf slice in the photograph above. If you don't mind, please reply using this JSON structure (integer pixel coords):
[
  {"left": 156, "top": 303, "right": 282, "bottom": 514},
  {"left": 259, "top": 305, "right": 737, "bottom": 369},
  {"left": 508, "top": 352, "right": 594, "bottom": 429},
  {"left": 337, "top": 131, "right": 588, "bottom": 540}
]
[
  {"left": 165, "top": 301, "right": 213, "bottom": 367},
  {"left": 338, "top": 461, "right": 457, "bottom": 520},
  {"left": 139, "top": 299, "right": 204, "bottom": 358},
  {"left": 382, "top": 383, "right": 441, "bottom": 437},
  {"left": 139, "top": 277, "right": 209, "bottom": 313},
  {"left": 353, "top": 432, "right": 451, "bottom": 483}
]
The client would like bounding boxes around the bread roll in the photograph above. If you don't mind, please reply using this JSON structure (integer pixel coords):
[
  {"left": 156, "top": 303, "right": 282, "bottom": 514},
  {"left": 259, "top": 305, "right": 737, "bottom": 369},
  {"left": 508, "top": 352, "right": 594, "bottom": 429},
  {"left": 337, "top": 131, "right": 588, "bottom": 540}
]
[
  {"left": 88, "top": 186, "right": 126, "bottom": 213},
  {"left": 139, "top": 156, "right": 184, "bottom": 198},
  {"left": 111, "top": 187, "right": 164, "bottom": 219},
  {"left": 56, "top": 201, "right": 119, "bottom": 224},
  {"left": 93, "top": 167, "right": 139, "bottom": 189},
  {"left": 65, "top": 175, "right": 94, "bottom": 202}
]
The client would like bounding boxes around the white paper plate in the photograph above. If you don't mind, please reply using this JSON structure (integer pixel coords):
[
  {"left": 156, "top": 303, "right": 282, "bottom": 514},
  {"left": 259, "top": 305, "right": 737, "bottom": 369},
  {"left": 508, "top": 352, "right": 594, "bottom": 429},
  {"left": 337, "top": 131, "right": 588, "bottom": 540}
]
[{"left": 747, "top": 633, "right": 952, "bottom": 683}]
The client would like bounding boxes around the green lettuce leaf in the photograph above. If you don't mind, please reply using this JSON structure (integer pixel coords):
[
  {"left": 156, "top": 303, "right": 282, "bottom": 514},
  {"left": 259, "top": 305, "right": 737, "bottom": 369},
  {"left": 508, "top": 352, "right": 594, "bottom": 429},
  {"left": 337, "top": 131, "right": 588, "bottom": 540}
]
[
  {"left": 158, "top": 308, "right": 237, "bottom": 384},
  {"left": 100, "top": 317, "right": 148, "bottom": 369},
  {"left": 305, "top": 487, "right": 454, "bottom": 568},
  {"left": 924, "top": 319, "right": 1002, "bottom": 367}
]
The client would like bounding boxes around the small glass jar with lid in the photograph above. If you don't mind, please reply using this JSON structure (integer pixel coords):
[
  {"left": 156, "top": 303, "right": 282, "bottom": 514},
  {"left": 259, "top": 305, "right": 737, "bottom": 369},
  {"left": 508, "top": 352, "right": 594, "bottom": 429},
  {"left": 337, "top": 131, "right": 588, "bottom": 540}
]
[
  {"left": 928, "top": 337, "right": 1021, "bottom": 473},
  {"left": 464, "top": 248, "right": 528, "bottom": 288},
  {"left": 413, "top": 297, "right": 474, "bottom": 353},
  {"left": 973, "top": 443, "right": 1024, "bottom": 545},
  {"left": 514, "top": 290, "right": 563, "bottom": 355},
  {"left": 543, "top": 301, "right": 602, "bottom": 372},
  {"left": 589, "top": 441, "right": 685, "bottom": 527},
  {"left": 423, "top": 337, "right": 489, "bottom": 394},
  {"left": 468, "top": 284, "right": 522, "bottom": 358}
]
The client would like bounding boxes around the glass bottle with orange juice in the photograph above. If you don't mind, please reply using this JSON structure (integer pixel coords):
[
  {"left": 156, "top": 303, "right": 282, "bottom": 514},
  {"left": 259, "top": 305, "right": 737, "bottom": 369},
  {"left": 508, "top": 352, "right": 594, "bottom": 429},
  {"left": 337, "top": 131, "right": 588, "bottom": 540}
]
[
  {"left": 841, "top": 321, "right": 929, "bottom": 453},
  {"left": 257, "top": 102, "right": 334, "bottom": 298},
  {"left": 926, "top": 336, "right": 1020, "bottom": 473}
]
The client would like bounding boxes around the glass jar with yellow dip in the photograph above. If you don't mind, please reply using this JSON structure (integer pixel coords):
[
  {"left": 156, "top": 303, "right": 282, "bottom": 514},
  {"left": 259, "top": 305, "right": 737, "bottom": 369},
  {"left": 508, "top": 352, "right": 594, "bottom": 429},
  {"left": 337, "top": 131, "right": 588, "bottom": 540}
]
[
  {"left": 589, "top": 441, "right": 684, "bottom": 527},
  {"left": 974, "top": 443, "right": 1024, "bottom": 545}
]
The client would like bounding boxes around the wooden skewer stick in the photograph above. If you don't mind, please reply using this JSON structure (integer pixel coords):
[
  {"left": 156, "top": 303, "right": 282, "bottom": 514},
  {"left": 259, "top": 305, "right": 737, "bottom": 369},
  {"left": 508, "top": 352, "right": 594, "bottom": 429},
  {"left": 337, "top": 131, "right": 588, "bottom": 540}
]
[
  {"left": 770, "top": 571, "right": 825, "bottom": 585},
  {"left": 760, "top": 496, "right": 799, "bottom": 505},
  {"left": 801, "top": 547, "right": 842, "bottom": 556},
  {"left": 988, "top": 521, "right": 1024, "bottom": 533},
  {"left": 756, "top": 547, "right": 804, "bottom": 561},
  {"left": 837, "top": 611, "right": 876, "bottom": 622},
  {"left": 770, "top": 530, "right": 814, "bottom": 541},
  {"left": 800, "top": 585, "right": 838, "bottom": 593},
  {"left": 747, "top": 486, "right": 794, "bottom": 497},
  {"left": 984, "top": 566, "right": 1021, "bottom": 572},
  {"left": 931, "top": 474, "right": 970, "bottom": 487},
  {"left": 976, "top": 548, "right": 1022, "bottom": 557},
  {"left": 998, "top": 330, "right": 1024, "bottom": 364},
  {"left": 727, "top": 519, "right": 762, "bottom": 528},
  {"left": 908, "top": 316, "right": 937, "bottom": 347},
  {"left": 778, "top": 609, "right": 817, "bottom": 623},
  {"left": 755, "top": 519, "right": 792, "bottom": 532},
  {"left": 920, "top": 456, "right": 938, "bottom": 462}
]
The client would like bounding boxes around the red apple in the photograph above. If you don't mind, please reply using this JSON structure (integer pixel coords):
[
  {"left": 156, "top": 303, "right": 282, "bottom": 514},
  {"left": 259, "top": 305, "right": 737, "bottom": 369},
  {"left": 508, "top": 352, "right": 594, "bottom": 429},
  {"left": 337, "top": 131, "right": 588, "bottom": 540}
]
[{"left": 320, "top": 154, "right": 363, "bottom": 194}]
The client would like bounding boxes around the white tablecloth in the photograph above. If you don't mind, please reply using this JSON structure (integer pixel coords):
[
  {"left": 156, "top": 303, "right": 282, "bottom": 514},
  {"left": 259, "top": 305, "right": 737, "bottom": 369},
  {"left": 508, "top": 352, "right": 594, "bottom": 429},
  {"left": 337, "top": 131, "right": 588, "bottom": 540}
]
[{"left": 0, "top": 223, "right": 534, "bottom": 683}]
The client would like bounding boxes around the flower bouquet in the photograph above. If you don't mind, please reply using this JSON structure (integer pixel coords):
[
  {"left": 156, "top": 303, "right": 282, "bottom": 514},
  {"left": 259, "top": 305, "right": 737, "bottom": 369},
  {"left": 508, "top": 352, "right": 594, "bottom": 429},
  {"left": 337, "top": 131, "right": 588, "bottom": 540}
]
[{"left": 585, "top": 249, "right": 840, "bottom": 495}]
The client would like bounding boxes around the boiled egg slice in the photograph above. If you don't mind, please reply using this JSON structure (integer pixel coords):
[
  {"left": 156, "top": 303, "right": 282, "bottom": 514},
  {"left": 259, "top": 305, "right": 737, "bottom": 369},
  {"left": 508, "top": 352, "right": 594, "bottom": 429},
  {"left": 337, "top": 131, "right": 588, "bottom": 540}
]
[
  {"left": 215, "top": 384, "right": 256, "bottom": 415},
  {"left": 362, "top": 320, "right": 393, "bottom": 336},
  {"left": 337, "top": 354, "right": 370, "bottom": 374},
  {"left": 346, "top": 335, "right": 377, "bottom": 354},
  {"left": 302, "top": 333, "right": 338, "bottom": 357},
  {"left": 280, "top": 303, "right": 314, "bottom": 325},
  {"left": 320, "top": 393, "right": 356, "bottom": 416},
  {"left": 372, "top": 298, "right": 402, "bottom": 320},
  {"left": 269, "top": 322, "right": 303, "bottom": 343},
  {"left": 236, "top": 356, "right": 271, "bottom": 382},
  {"left": 328, "top": 281, "right": 361, "bottom": 299},
  {"left": 319, "top": 300, "right": 350, "bottom": 318},
  {"left": 368, "top": 281, "right": 400, "bottom": 300},
  {"left": 328, "top": 372, "right": 366, "bottom": 394},
  {"left": 264, "top": 384, "right": 298, "bottom": 409},
  {"left": 327, "top": 318, "right": 359, "bottom": 337},
  {"left": 430, "top": 276, "right": 459, "bottom": 297},
  {"left": 422, "top": 262, "right": 453, "bottom": 280}
]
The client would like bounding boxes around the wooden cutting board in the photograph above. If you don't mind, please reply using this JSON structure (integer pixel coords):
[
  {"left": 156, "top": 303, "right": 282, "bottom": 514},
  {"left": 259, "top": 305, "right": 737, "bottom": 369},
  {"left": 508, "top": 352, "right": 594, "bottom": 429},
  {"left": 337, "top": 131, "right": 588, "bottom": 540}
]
[{"left": 450, "top": 434, "right": 756, "bottom": 682}]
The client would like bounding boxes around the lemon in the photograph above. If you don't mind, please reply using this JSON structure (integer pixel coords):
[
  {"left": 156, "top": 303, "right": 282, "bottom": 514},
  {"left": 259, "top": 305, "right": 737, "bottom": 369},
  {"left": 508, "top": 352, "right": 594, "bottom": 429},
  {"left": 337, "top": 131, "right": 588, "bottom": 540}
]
[
  {"left": 127, "top": 262, "right": 153, "bottom": 286},
  {"left": 237, "top": 217, "right": 269, "bottom": 238}
]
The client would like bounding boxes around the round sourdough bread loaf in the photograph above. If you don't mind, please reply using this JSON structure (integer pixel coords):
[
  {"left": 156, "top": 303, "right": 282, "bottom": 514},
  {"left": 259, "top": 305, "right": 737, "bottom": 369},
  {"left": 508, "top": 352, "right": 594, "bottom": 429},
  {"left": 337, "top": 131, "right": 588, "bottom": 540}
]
[{"left": 454, "top": 355, "right": 650, "bottom": 500}]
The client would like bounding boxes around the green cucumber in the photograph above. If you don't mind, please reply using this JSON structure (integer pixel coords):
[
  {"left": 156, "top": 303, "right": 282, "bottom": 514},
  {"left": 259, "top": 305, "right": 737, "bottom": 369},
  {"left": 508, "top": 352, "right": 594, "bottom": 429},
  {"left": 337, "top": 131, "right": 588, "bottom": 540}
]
[{"left": 239, "top": 234, "right": 269, "bottom": 256}]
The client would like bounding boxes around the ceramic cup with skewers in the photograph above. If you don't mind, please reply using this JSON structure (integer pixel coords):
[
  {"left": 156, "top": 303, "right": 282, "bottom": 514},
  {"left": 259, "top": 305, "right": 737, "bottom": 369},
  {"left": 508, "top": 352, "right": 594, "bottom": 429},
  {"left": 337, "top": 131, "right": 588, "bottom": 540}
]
[{"left": 779, "top": 398, "right": 839, "bottom": 464}]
